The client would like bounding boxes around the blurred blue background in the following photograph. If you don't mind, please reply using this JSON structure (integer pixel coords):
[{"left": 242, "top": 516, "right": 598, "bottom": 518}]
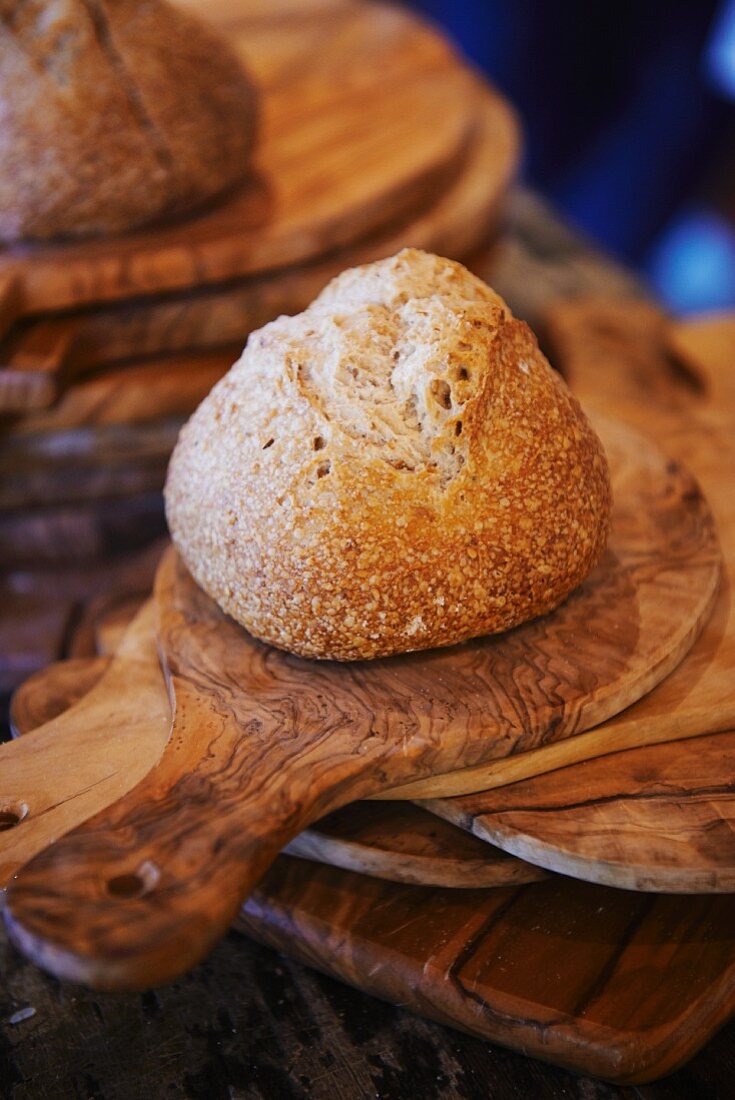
[{"left": 410, "top": 0, "right": 735, "bottom": 313}]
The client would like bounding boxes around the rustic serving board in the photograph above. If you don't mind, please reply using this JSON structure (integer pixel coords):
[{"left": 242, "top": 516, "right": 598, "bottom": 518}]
[
  {"left": 15, "top": 637, "right": 735, "bottom": 897},
  {"left": 2, "top": 417, "right": 721, "bottom": 989},
  {"left": 384, "top": 346, "right": 734, "bottom": 800},
  {"left": 9, "top": 656, "right": 544, "bottom": 889},
  {"left": 284, "top": 802, "right": 544, "bottom": 888},
  {"left": 8, "top": 654, "right": 543, "bottom": 889},
  {"left": 9, "top": 656, "right": 110, "bottom": 738},
  {"left": 7, "top": 652, "right": 547, "bottom": 889},
  {"left": 216, "top": 293, "right": 735, "bottom": 1095},
  {"left": 1, "top": 345, "right": 234, "bottom": 437},
  {"left": 10, "top": 589, "right": 735, "bottom": 898},
  {"left": 0, "top": 82, "right": 512, "bottom": 414},
  {"left": 235, "top": 856, "right": 735, "bottom": 1084}
]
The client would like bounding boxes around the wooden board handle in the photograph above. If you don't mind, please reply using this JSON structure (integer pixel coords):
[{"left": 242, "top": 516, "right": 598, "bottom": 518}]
[{"left": 2, "top": 668, "right": 367, "bottom": 990}]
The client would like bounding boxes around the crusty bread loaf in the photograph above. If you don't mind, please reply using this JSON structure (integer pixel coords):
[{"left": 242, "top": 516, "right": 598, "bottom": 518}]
[
  {"left": 0, "top": 0, "right": 257, "bottom": 242},
  {"left": 165, "top": 249, "right": 612, "bottom": 660}
]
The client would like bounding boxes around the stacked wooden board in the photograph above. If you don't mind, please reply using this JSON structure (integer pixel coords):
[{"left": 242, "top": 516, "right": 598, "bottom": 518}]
[{"left": 3, "top": 306, "right": 735, "bottom": 1083}]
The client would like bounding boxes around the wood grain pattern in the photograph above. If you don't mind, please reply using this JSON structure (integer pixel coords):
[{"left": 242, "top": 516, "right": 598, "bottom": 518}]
[
  {"left": 0, "top": 1, "right": 516, "bottom": 316},
  {"left": 551, "top": 303, "right": 735, "bottom": 790},
  {"left": 0, "top": 79, "right": 510, "bottom": 413},
  {"left": 1, "top": 229, "right": 733, "bottom": 1090},
  {"left": 8, "top": 654, "right": 544, "bottom": 889},
  {"left": 426, "top": 732, "right": 735, "bottom": 892},
  {"left": 384, "top": 326, "right": 734, "bottom": 801},
  {"left": 3, "top": 418, "right": 720, "bottom": 989},
  {"left": 235, "top": 856, "right": 735, "bottom": 1084},
  {"left": 2, "top": 210, "right": 731, "bottom": 1096},
  {"left": 0, "top": 604, "right": 170, "bottom": 888}
]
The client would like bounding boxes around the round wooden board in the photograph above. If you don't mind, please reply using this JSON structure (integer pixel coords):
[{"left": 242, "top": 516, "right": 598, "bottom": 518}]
[
  {"left": 284, "top": 802, "right": 546, "bottom": 888},
  {"left": 425, "top": 729, "right": 735, "bottom": 893},
  {"left": 0, "top": 1, "right": 518, "bottom": 314},
  {"left": 3, "top": 418, "right": 722, "bottom": 990},
  {"left": 9, "top": 654, "right": 545, "bottom": 890}
]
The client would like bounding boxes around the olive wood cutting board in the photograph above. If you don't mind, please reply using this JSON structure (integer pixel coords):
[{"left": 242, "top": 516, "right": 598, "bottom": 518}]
[
  {"left": 2, "top": 418, "right": 721, "bottom": 989},
  {"left": 0, "top": 83, "right": 511, "bottom": 414},
  {"left": 7, "top": 641, "right": 545, "bottom": 891},
  {"left": 393, "top": 302, "right": 735, "bottom": 887},
  {"left": 7, "top": 651, "right": 546, "bottom": 889},
  {"left": 10, "top": 627, "right": 735, "bottom": 898},
  {"left": 7, "top": 469, "right": 734, "bottom": 1077},
  {"left": 284, "top": 802, "right": 544, "bottom": 888},
  {"left": 383, "top": 417, "right": 734, "bottom": 800}
]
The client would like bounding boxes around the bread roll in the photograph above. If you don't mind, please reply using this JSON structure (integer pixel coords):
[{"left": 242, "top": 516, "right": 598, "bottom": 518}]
[
  {"left": 165, "top": 249, "right": 612, "bottom": 660},
  {"left": 0, "top": 0, "right": 257, "bottom": 242}
]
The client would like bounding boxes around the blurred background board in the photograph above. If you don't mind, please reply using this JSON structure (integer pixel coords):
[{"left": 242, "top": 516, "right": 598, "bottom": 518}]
[{"left": 0, "top": 1, "right": 486, "bottom": 312}]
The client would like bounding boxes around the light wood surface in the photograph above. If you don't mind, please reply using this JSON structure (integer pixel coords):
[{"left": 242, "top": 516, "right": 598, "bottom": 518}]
[
  {"left": 284, "top": 802, "right": 546, "bottom": 888},
  {"left": 4, "top": 348, "right": 234, "bottom": 437},
  {"left": 385, "top": 308, "right": 735, "bottom": 802},
  {"left": 0, "top": 604, "right": 170, "bottom": 887},
  {"left": 2, "top": 417, "right": 719, "bottom": 988},
  {"left": 9, "top": 656, "right": 110, "bottom": 739},
  {"left": 90, "top": 308, "right": 735, "bottom": 1079},
  {"left": 2, "top": 287, "right": 734, "bottom": 1083},
  {"left": 8, "top": 654, "right": 544, "bottom": 890},
  {"left": 3, "top": 210, "right": 732, "bottom": 1097},
  {"left": 668, "top": 312, "right": 735, "bottom": 408}
]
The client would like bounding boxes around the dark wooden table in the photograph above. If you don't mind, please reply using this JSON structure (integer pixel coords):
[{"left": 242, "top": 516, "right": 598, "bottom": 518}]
[{"left": 2, "top": 191, "right": 733, "bottom": 1100}]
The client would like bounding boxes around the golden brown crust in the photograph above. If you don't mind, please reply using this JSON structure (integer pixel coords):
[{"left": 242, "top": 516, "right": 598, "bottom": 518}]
[
  {"left": 165, "top": 250, "right": 612, "bottom": 660},
  {"left": 0, "top": 0, "right": 257, "bottom": 242}
]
